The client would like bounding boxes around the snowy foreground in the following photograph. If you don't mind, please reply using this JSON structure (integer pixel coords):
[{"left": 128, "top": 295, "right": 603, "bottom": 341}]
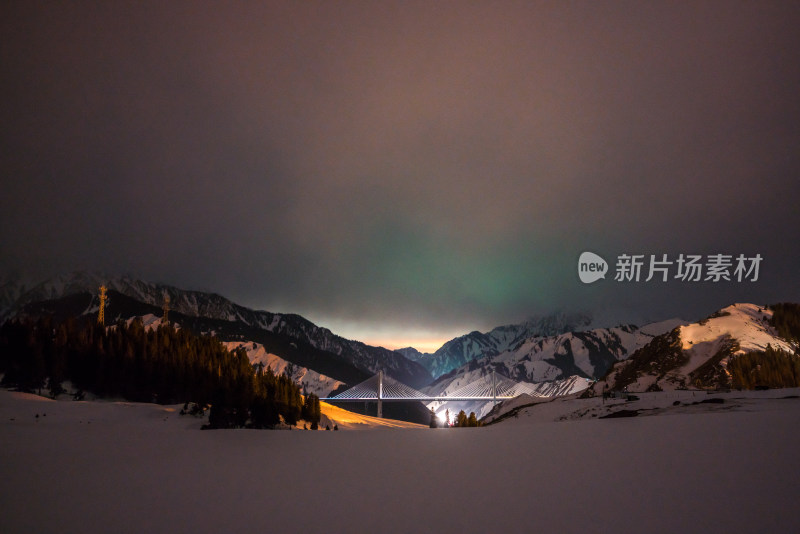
[{"left": 2, "top": 389, "right": 799, "bottom": 533}]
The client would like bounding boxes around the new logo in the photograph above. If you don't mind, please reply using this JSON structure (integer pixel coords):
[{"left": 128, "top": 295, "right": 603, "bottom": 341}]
[{"left": 578, "top": 252, "right": 608, "bottom": 284}]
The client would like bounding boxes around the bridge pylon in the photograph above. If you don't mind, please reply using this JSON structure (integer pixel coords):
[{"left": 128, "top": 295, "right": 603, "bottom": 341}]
[{"left": 377, "top": 370, "right": 383, "bottom": 418}]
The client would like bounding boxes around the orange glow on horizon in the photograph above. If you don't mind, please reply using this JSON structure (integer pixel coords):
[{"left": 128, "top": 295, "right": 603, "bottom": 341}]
[
  {"left": 358, "top": 336, "right": 447, "bottom": 353},
  {"left": 310, "top": 316, "right": 462, "bottom": 354}
]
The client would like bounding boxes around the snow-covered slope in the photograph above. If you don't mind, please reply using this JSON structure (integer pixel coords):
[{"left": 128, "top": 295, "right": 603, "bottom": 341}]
[
  {"left": 483, "top": 383, "right": 800, "bottom": 426},
  {"left": 526, "top": 374, "right": 592, "bottom": 397},
  {"left": 679, "top": 303, "right": 793, "bottom": 355},
  {"left": 594, "top": 303, "right": 798, "bottom": 393},
  {"left": 422, "top": 369, "right": 592, "bottom": 421},
  {"left": 317, "top": 401, "right": 426, "bottom": 430},
  {"left": 222, "top": 341, "right": 346, "bottom": 397}
]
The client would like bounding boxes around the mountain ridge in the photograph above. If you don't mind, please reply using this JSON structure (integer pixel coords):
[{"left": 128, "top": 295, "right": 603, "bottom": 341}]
[
  {"left": 3, "top": 272, "right": 432, "bottom": 388},
  {"left": 400, "top": 311, "right": 594, "bottom": 379},
  {"left": 587, "top": 303, "right": 799, "bottom": 394},
  {"left": 423, "top": 318, "right": 689, "bottom": 409}
]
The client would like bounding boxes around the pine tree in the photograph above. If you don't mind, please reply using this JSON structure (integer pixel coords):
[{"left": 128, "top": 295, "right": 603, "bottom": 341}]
[
  {"left": 302, "top": 393, "right": 311, "bottom": 421},
  {"left": 302, "top": 393, "right": 322, "bottom": 427},
  {"left": 468, "top": 412, "right": 478, "bottom": 427},
  {"left": 456, "top": 410, "right": 468, "bottom": 428},
  {"left": 0, "top": 314, "right": 310, "bottom": 431},
  {"left": 729, "top": 345, "right": 800, "bottom": 389},
  {"left": 312, "top": 394, "right": 321, "bottom": 425},
  {"left": 429, "top": 408, "right": 437, "bottom": 428}
]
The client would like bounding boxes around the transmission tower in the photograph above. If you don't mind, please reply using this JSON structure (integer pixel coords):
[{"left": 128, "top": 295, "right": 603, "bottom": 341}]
[
  {"left": 98, "top": 285, "right": 107, "bottom": 326},
  {"left": 162, "top": 292, "right": 170, "bottom": 326}
]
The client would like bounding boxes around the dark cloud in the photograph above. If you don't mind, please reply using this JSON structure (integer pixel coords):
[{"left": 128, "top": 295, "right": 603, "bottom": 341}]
[{"left": 2, "top": 2, "right": 800, "bottom": 348}]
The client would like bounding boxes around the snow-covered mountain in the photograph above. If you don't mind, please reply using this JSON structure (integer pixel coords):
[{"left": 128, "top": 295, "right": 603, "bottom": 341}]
[
  {"left": 406, "top": 312, "right": 594, "bottom": 379},
  {"left": 590, "top": 303, "right": 798, "bottom": 393},
  {"left": 222, "top": 341, "right": 346, "bottom": 397},
  {"left": 417, "top": 318, "right": 684, "bottom": 420},
  {"left": 494, "top": 319, "right": 687, "bottom": 382},
  {"left": 426, "top": 318, "right": 686, "bottom": 398},
  {"left": 394, "top": 346, "right": 426, "bottom": 362},
  {"left": 2, "top": 272, "right": 432, "bottom": 388}
]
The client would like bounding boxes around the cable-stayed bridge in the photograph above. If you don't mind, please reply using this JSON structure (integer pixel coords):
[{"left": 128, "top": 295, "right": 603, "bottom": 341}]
[{"left": 321, "top": 371, "right": 540, "bottom": 418}]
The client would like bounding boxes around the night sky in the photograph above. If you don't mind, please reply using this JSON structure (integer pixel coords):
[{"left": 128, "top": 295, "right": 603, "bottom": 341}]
[{"left": 2, "top": 2, "right": 800, "bottom": 350}]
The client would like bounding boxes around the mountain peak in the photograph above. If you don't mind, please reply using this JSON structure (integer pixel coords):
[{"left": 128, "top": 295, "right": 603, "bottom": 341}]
[
  {"left": 413, "top": 310, "right": 595, "bottom": 379},
  {"left": 589, "top": 302, "right": 797, "bottom": 393}
]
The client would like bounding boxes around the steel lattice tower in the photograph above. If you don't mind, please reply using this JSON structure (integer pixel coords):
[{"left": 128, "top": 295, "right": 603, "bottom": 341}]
[
  {"left": 162, "top": 292, "right": 170, "bottom": 326},
  {"left": 98, "top": 285, "right": 107, "bottom": 326}
]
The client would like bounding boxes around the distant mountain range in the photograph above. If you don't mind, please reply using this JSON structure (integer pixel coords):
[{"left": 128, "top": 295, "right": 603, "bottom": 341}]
[
  {"left": 0, "top": 273, "right": 611, "bottom": 393},
  {"left": 396, "top": 311, "right": 593, "bottom": 379},
  {"left": 419, "top": 317, "right": 687, "bottom": 418},
  {"left": 4, "top": 272, "right": 798, "bottom": 421}
]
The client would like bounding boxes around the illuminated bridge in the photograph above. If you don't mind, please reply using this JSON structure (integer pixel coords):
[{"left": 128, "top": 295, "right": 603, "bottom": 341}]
[{"left": 321, "top": 371, "right": 539, "bottom": 418}]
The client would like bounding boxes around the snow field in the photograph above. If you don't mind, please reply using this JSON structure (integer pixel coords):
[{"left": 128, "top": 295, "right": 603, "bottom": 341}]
[{"left": 2, "top": 388, "right": 799, "bottom": 533}]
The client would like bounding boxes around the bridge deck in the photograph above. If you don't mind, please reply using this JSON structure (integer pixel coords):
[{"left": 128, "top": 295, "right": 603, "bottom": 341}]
[{"left": 321, "top": 396, "right": 516, "bottom": 402}]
